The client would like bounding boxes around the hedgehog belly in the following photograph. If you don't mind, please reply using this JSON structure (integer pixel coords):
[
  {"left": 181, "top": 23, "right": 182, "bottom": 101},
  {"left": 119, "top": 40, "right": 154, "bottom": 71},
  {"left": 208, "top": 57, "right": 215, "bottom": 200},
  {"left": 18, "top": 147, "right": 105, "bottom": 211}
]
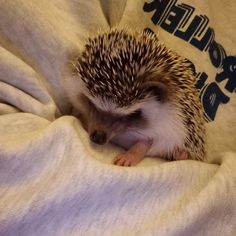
[
  {"left": 143, "top": 127, "right": 187, "bottom": 159},
  {"left": 111, "top": 106, "right": 188, "bottom": 160},
  {"left": 111, "top": 128, "right": 187, "bottom": 160},
  {"left": 111, "top": 131, "right": 149, "bottom": 150}
]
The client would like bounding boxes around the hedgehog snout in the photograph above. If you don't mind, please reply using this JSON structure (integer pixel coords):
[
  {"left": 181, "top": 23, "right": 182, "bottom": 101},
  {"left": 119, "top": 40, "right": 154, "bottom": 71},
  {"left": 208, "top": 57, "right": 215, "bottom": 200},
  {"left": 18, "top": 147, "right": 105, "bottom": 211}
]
[{"left": 90, "top": 130, "right": 107, "bottom": 145}]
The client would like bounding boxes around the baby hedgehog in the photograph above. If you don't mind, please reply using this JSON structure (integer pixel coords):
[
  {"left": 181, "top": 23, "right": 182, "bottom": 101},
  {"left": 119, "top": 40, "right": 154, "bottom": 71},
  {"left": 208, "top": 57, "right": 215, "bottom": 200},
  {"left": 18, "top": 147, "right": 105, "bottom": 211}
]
[{"left": 64, "top": 28, "right": 206, "bottom": 166}]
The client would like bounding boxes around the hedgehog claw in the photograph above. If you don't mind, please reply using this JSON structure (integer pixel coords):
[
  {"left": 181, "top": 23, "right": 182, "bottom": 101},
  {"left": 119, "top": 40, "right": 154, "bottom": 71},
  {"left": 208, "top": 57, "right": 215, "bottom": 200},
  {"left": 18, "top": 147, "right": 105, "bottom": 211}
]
[
  {"left": 114, "top": 152, "right": 143, "bottom": 167},
  {"left": 173, "top": 148, "right": 188, "bottom": 160}
]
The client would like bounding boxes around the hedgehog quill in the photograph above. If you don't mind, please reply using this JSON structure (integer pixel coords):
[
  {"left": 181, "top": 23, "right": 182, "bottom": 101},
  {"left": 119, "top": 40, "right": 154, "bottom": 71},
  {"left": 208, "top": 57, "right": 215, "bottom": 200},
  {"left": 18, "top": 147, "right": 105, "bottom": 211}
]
[{"left": 64, "top": 28, "right": 206, "bottom": 166}]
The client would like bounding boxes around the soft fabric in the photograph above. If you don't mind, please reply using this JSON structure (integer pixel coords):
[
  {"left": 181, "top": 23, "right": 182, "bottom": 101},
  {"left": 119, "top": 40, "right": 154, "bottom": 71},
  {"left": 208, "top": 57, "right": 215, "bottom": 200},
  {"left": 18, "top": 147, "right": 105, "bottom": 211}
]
[{"left": 0, "top": 0, "right": 235, "bottom": 235}]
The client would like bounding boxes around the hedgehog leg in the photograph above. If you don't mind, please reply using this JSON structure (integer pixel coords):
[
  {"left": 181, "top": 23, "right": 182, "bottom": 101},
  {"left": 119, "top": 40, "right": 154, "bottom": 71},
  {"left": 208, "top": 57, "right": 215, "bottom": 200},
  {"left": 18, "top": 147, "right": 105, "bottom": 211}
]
[
  {"left": 173, "top": 148, "right": 188, "bottom": 160},
  {"left": 113, "top": 140, "right": 152, "bottom": 167}
]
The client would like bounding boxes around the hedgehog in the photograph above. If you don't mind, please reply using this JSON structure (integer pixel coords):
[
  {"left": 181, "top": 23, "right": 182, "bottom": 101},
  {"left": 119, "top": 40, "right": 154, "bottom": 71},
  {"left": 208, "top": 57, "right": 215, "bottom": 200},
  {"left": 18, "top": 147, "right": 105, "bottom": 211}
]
[{"left": 63, "top": 27, "right": 206, "bottom": 166}]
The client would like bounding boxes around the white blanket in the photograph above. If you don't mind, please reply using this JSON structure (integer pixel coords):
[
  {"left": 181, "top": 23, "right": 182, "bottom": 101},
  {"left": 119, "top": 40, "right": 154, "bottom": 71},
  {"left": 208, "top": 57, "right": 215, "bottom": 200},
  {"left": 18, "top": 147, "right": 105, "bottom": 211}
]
[{"left": 0, "top": 1, "right": 236, "bottom": 235}]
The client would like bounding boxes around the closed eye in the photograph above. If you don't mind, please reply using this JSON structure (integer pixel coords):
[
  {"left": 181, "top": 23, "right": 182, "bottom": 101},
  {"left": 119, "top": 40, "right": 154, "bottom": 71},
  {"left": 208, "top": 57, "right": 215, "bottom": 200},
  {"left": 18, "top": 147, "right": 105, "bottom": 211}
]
[{"left": 126, "top": 109, "right": 142, "bottom": 121}]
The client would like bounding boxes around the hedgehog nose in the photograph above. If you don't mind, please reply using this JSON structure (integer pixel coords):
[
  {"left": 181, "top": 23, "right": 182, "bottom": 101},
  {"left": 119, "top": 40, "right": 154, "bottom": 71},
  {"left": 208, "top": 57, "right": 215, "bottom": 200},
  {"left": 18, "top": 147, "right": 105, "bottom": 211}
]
[{"left": 90, "top": 130, "right": 107, "bottom": 145}]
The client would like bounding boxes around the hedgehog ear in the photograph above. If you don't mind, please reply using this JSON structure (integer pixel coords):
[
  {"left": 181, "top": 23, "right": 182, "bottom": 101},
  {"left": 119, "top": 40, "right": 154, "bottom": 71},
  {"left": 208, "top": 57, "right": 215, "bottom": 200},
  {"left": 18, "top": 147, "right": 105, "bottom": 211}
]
[{"left": 141, "top": 81, "right": 169, "bottom": 103}]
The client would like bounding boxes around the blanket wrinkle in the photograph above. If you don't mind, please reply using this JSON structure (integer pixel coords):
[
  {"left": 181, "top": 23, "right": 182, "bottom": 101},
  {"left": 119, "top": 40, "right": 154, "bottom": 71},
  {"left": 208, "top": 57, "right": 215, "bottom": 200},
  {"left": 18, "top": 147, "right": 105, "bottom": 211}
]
[
  {"left": 99, "top": 0, "right": 127, "bottom": 26},
  {"left": 0, "top": 46, "right": 58, "bottom": 120}
]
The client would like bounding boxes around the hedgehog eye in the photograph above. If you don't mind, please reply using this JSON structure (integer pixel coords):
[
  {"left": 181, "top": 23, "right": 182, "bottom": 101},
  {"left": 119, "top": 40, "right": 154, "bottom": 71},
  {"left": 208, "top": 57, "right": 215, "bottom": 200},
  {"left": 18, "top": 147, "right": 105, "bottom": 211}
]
[{"left": 126, "top": 109, "right": 142, "bottom": 121}]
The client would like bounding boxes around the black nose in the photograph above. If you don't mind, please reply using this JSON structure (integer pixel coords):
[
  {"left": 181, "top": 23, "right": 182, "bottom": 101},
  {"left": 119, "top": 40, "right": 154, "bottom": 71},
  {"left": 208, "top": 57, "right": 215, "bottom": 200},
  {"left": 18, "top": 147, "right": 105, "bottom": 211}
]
[{"left": 90, "top": 130, "right": 107, "bottom": 145}]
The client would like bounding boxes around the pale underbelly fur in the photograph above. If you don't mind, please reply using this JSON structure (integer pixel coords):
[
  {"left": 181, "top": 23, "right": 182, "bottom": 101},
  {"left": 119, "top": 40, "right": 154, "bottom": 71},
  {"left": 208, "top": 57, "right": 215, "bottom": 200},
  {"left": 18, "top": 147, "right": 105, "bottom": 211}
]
[
  {"left": 112, "top": 101, "right": 188, "bottom": 157},
  {"left": 112, "top": 124, "right": 187, "bottom": 158}
]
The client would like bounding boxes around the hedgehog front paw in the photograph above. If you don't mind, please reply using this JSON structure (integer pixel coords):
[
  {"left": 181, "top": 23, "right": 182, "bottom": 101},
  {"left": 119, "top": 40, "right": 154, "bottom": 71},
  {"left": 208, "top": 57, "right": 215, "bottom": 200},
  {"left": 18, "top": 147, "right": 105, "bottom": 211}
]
[
  {"left": 173, "top": 148, "right": 188, "bottom": 160},
  {"left": 113, "top": 153, "right": 143, "bottom": 167}
]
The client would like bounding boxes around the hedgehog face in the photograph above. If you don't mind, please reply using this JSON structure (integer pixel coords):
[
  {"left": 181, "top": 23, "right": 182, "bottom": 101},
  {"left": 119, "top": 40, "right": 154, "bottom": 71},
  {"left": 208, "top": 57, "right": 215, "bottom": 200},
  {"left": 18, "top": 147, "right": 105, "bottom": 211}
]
[
  {"left": 77, "top": 81, "right": 168, "bottom": 146},
  {"left": 81, "top": 94, "right": 148, "bottom": 145}
]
